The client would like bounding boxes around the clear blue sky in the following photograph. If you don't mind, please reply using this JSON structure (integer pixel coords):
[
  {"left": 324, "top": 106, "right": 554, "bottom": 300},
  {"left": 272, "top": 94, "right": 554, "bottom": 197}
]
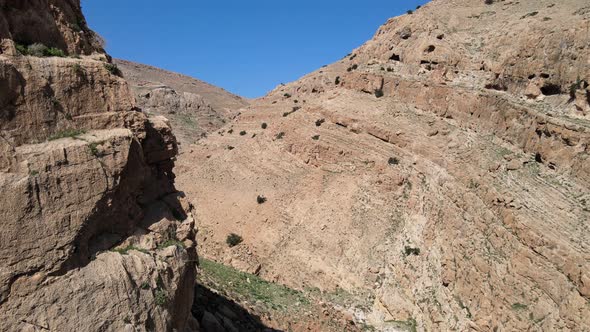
[{"left": 81, "top": 1, "right": 427, "bottom": 98}]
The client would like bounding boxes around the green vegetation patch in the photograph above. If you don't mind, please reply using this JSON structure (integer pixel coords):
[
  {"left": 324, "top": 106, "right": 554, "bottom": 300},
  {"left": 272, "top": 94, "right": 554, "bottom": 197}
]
[
  {"left": 47, "top": 129, "right": 86, "bottom": 141},
  {"left": 111, "top": 245, "right": 148, "bottom": 255},
  {"left": 199, "top": 258, "right": 310, "bottom": 312}
]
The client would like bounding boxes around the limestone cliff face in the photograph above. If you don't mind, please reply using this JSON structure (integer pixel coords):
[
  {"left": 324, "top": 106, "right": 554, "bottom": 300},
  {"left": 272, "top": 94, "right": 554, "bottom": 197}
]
[
  {"left": 0, "top": 1, "right": 198, "bottom": 331},
  {"left": 0, "top": 0, "right": 103, "bottom": 55}
]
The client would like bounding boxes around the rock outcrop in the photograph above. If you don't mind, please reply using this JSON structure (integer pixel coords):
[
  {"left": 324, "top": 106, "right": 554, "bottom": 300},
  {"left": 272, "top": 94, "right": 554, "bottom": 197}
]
[
  {"left": 0, "top": 1, "right": 198, "bottom": 331},
  {"left": 175, "top": 0, "right": 590, "bottom": 331}
]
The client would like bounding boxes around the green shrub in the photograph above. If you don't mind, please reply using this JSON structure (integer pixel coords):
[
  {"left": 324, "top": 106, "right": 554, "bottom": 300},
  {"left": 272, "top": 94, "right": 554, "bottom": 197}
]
[
  {"left": 104, "top": 63, "right": 122, "bottom": 76},
  {"left": 261, "top": 122, "right": 268, "bottom": 129},
  {"left": 45, "top": 47, "right": 65, "bottom": 57},
  {"left": 226, "top": 233, "right": 243, "bottom": 247},
  {"left": 154, "top": 289, "right": 168, "bottom": 306},
  {"left": 27, "top": 43, "right": 48, "bottom": 56},
  {"left": 15, "top": 43, "right": 28, "bottom": 55}
]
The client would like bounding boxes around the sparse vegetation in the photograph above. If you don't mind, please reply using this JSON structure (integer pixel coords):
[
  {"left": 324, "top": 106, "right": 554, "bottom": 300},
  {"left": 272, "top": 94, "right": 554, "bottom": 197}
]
[
  {"left": 275, "top": 132, "right": 285, "bottom": 140},
  {"left": 72, "top": 63, "right": 84, "bottom": 75},
  {"left": 388, "top": 157, "right": 399, "bottom": 165},
  {"left": 484, "top": 0, "right": 494, "bottom": 4},
  {"left": 569, "top": 77, "right": 587, "bottom": 99},
  {"left": 335, "top": 76, "right": 341, "bottom": 85},
  {"left": 111, "top": 245, "right": 148, "bottom": 255},
  {"left": 47, "top": 129, "right": 86, "bottom": 141},
  {"left": 404, "top": 246, "right": 421, "bottom": 256},
  {"left": 45, "top": 47, "right": 66, "bottom": 57},
  {"left": 347, "top": 64, "right": 358, "bottom": 72},
  {"left": 228, "top": 129, "right": 234, "bottom": 134},
  {"left": 157, "top": 239, "right": 185, "bottom": 249},
  {"left": 257, "top": 195, "right": 267, "bottom": 204},
  {"left": 311, "top": 135, "right": 320, "bottom": 140},
  {"left": 29, "top": 170, "right": 39, "bottom": 176},
  {"left": 88, "top": 142, "right": 101, "bottom": 157},
  {"left": 375, "top": 88, "right": 384, "bottom": 98},
  {"left": 154, "top": 289, "right": 168, "bottom": 306},
  {"left": 198, "top": 258, "right": 310, "bottom": 311},
  {"left": 240, "top": 130, "right": 247, "bottom": 136},
  {"left": 226, "top": 233, "right": 243, "bottom": 247},
  {"left": 283, "top": 106, "right": 301, "bottom": 117},
  {"left": 315, "top": 119, "right": 325, "bottom": 127},
  {"left": 406, "top": 10, "right": 413, "bottom": 14},
  {"left": 283, "top": 93, "right": 292, "bottom": 98},
  {"left": 512, "top": 303, "right": 528, "bottom": 310},
  {"left": 261, "top": 122, "right": 268, "bottom": 129},
  {"left": 104, "top": 63, "right": 122, "bottom": 76},
  {"left": 227, "top": 145, "right": 235, "bottom": 150}
]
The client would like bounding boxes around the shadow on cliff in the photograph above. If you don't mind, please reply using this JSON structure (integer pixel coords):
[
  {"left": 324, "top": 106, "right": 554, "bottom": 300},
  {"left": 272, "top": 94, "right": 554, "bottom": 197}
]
[{"left": 192, "top": 283, "right": 281, "bottom": 332}]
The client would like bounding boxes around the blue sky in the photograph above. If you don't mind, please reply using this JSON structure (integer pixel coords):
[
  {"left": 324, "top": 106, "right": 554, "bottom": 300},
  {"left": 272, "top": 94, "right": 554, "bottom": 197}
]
[{"left": 81, "top": 1, "right": 427, "bottom": 98}]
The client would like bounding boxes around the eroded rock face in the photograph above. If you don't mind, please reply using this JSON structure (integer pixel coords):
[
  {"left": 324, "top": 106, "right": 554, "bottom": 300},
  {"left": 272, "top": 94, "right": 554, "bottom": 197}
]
[
  {"left": 0, "top": 0, "right": 103, "bottom": 55},
  {"left": 0, "top": 1, "right": 198, "bottom": 331}
]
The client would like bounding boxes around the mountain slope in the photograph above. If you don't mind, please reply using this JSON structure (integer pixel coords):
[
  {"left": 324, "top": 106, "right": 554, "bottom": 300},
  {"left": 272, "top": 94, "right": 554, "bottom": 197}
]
[
  {"left": 176, "top": 0, "right": 590, "bottom": 330},
  {"left": 115, "top": 59, "right": 248, "bottom": 146}
]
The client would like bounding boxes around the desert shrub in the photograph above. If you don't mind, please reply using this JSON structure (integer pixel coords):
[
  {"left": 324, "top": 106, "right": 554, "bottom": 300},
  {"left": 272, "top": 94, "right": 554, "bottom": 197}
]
[
  {"left": 388, "top": 157, "right": 399, "bottom": 165},
  {"left": 484, "top": 0, "right": 494, "bottom": 4},
  {"left": 284, "top": 93, "right": 291, "bottom": 98},
  {"left": 240, "top": 130, "right": 247, "bottom": 136},
  {"left": 569, "top": 77, "right": 587, "bottom": 99},
  {"left": 257, "top": 195, "right": 267, "bottom": 204},
  {"left": 406, "top": 10, "right": 413, "bottom": 14},
  {"left": 154, "top": 289, "right": 168, "bottom": 306},
  {"left": 226, "top": 233, "right": 243, "bottom": 247},
  {"left": 335, "top": 76, "right": 341, "bottom": 85},
  {"left": 104, "top": 63, "right": 122, "bottom": 76},
  {"left": 15, "top": 43, "right": 28, "bottom": 55},
  {"left": 227, "top": 146, "right": 235, "bottom": 150},
  {"left": 228, "top": 129, "right": 234, "bottom": 134},
  {"left": 404, "top": 246, "right": 420, "bottom": 256},
  {"left": 275, "top": 132, "right": 285, "bottom": 140},
  {"left": 315, "top": 119, "right": 325, "bottom": 127},
  {"left": 45, "top": 47, "right": 65, "bottom": 57},
  {"left": 311, "top": 135, "right": 320, "bottom": 140},
  {"left": 375, "top": 89, "right": 384, "bottom": 98},
  {"left": 261, "top": 122, "right": 268, "bottom": 129},
  {"left": 27, "top": 43, "right": 48, "bottom": 56}
]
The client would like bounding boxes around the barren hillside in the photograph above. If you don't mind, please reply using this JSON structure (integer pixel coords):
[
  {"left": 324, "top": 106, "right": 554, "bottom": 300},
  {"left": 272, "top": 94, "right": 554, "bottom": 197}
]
[
  {"left": 115, "top": 59, "right": 248, "bottom": 146},
  {"left": 176, "top": 0, "right": 590, "bottom": 330}
]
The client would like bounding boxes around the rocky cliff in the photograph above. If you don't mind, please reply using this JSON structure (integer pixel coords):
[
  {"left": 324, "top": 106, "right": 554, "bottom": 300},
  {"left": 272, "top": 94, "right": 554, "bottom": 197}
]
[
  {"left": 0, "top": 1, "right": 198, "bottom": 331},
  {"left": 176, "top": 0, "right": 590, "bottom": 331}
]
